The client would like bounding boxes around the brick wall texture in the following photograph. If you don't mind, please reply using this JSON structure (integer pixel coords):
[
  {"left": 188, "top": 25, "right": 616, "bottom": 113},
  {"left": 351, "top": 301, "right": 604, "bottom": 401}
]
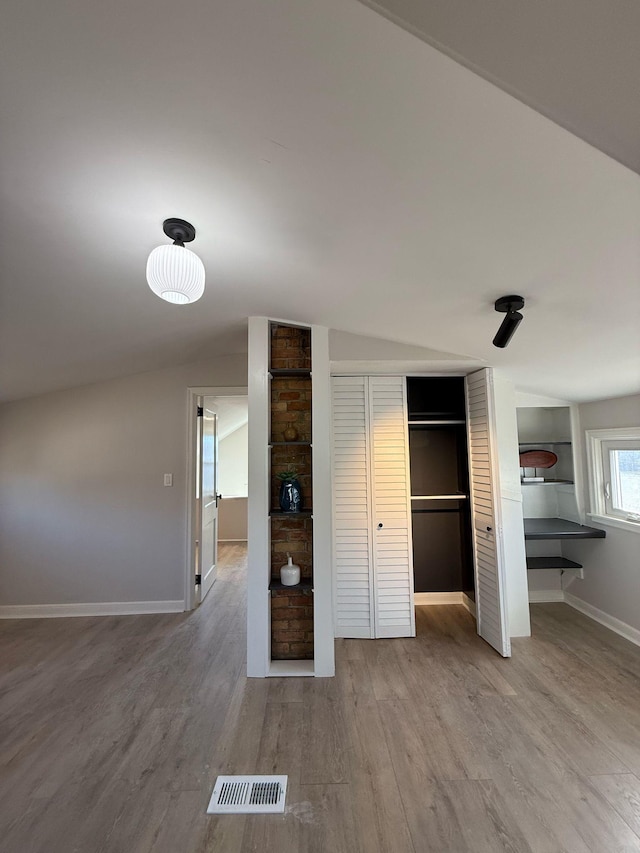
[
  {"left": 270, "top": 377, "right": 312, "bottom": 444},
  {"left": 270, "top": 444, "right": 312, "bottom": 511},
  {"left": 269, "top": 323, "right": 314, "bottom": 661},
  {"left": 270, "top": 515, "right": 313, "bottom": 580},
  {"left": 270, "top": 324, "right": 311, "bottom": 370},
  {"left": 271, "top": 588, "right": 314, "bottom": 660}
]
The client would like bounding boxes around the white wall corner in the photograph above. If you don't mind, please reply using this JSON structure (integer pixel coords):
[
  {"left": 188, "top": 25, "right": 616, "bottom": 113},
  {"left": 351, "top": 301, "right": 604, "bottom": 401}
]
[
  {"left": 493, "top": 373, "right": 531, "bottom": 637},
  {"left": 569, "top": 404, "right": 586, "bottom": 521}
]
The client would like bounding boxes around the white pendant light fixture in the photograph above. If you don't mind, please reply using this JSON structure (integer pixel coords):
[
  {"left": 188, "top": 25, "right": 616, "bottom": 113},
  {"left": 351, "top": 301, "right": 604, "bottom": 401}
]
[{"left": 146, "top": 218, "right": 205, "bottom": 305}]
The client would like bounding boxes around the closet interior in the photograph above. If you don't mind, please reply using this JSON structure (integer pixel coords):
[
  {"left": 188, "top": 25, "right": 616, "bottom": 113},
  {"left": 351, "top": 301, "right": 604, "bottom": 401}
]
[{"left": 407, "top": 377, "right": 475, "bottom": 603}]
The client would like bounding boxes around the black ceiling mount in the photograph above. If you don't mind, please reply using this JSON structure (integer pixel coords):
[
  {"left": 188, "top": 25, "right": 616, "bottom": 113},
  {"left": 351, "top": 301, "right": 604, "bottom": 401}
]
[
  {"left": 494, "top": 295, "right": 525, "bottom": 314},
  {"left": 492, "top": 294, "right": 525, "bottom": 348},
  {"left": 162, "top": 218, "right": 196, "bottom": 246}
]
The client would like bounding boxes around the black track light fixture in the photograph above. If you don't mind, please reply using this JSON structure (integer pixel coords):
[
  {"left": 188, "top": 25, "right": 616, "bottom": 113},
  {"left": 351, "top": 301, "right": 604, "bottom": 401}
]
[{"left": 492, "top": 295, "right": 525, "bottom": 348}]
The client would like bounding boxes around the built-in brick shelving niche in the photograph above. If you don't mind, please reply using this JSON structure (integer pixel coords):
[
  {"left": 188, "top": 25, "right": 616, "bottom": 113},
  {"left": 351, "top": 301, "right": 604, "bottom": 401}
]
[
  {"left": 270, "top": 587, "right": 314, "bottom": 660},
  {"left": 270, "top": 323, "right": 311, "bottom": 371},
  {"left": 269, "top": 323, "right": 314, "bottom": 661}
]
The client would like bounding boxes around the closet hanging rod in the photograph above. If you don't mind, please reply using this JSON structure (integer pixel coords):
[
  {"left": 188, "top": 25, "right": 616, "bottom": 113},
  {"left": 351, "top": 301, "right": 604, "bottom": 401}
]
[{"left": 409, "top": 420, "right": 466, "bottom": 426}]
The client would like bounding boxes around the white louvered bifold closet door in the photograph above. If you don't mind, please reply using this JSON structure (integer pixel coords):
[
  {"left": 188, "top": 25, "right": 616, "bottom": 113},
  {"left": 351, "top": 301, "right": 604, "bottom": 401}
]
[
  {"left": 368, "top": 376, "right": 415, "bottom": 638},
  {"left": 332, "top": 375, "right": 415, "bottom": 639},
  {"left": 465, "top": 369, "right": 511, "bottom": 657},
  {"left": 332, "top": 376, "right": 375, "bottom": 638}
]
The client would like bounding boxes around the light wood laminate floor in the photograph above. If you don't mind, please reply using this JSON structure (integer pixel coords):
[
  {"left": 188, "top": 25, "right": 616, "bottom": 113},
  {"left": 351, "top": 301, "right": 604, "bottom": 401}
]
[{"left": 2, "top": 543, "right": 640, "bottom": 852}]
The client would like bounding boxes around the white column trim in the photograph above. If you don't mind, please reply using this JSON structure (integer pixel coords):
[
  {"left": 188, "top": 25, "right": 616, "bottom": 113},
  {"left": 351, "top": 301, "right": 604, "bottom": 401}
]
[
  {"left": 247, "top": 318, "right": 271, "bottom": 677},
  {"left": 311, "top": 325, "right": 335, "bottom": 676}
]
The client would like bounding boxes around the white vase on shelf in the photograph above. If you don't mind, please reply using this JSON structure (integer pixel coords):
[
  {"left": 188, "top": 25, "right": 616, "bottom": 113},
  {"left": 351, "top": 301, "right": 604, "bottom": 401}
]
[{"left": 280, "top": 554, "right": 301, "bottom": 586}]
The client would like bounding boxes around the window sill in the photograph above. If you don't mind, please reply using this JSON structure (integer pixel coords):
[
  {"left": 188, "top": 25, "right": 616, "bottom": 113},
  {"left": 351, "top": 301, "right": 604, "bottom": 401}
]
[{"left": 586, "top": 513, "right": 640, "bottom": 534}]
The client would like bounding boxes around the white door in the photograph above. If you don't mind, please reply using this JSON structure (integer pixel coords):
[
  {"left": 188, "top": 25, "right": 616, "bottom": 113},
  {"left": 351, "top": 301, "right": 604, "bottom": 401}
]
[
  {"left": 332, "top": 375, "right": 414, "bottom": 639},
  {"left": 198, "top": 397, "right": 220, "bottom": 603},
  {"left": 369, "top": 376, "right": 415, "bottom": 638},
  {"left": 332, "top": 376, "right": 375, "bottom": 638},
  {"left": 465, "top": 369, "right": 511, "bottom": 657}
]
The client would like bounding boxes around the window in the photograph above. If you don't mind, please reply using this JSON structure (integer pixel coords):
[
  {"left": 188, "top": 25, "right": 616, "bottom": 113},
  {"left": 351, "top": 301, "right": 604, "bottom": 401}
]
[{"left": 587, "top": 428, "right": 640, "bottom": 531}]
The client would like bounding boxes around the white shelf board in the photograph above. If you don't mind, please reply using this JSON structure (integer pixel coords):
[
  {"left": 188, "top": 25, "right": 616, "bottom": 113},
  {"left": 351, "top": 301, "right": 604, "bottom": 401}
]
[
  {"left": 411, "top": 494, "right": 468, "bottom": 500},
  {"left": 268, "top": 660, "right": 315, "bottom": 677}
]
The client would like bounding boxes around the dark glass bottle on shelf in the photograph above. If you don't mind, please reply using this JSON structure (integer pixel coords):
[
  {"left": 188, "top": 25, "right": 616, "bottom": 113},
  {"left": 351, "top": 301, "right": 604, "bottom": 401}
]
[{"left": 279, "top": 477, "right": 302, "bottom": 512}]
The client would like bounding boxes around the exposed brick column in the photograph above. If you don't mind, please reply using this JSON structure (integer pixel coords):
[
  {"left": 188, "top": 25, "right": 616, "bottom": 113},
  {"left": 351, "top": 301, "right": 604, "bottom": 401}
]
[{"left": 269, "top": 323, "right": 315, "bottom": 661}]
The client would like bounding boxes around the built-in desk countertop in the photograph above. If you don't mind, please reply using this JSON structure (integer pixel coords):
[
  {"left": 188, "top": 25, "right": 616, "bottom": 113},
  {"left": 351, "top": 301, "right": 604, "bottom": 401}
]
[{"left": 523, "top": 517, "right": 606, "bottom": 540}]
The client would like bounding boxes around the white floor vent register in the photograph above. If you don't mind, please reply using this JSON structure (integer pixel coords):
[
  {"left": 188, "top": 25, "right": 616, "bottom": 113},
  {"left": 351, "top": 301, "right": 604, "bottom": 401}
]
[{"left": 207, "top": 775, "right": 288, "bottom": 814}]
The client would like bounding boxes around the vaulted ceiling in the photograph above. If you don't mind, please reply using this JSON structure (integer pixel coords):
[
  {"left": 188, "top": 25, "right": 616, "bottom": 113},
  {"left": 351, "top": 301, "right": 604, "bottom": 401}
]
[
  {"left": 1, "top": 0, "right": 638, "bottom": 404},
  {"left": 360, "top": 0, "right": 640, "bottom": 175}
]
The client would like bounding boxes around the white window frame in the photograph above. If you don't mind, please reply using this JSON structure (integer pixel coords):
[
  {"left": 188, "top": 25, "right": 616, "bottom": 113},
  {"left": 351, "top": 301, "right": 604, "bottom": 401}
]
[{"left": 586, "top": 427, "right": 640, "bottom": 533}]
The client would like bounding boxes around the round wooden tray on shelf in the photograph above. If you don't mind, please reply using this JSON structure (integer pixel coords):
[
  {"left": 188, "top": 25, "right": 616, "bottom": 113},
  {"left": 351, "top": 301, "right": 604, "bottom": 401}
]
[{"left": 519, "top": 449, "right": 558, "bottom": 468}]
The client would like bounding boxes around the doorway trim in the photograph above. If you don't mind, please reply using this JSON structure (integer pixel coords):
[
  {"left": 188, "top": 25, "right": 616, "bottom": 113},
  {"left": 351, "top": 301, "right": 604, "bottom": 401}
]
[{"left": 185, "top": 385, "right": 248, "bottom": 611}]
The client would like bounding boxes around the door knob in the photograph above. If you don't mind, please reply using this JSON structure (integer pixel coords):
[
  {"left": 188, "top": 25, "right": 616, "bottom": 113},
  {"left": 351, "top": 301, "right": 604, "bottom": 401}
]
[
  {"left": 377, "top": 522, "right": 383, "bottom": 529},
  {"left": 486, "top": 526, "right": 493, "bottom": 532}
]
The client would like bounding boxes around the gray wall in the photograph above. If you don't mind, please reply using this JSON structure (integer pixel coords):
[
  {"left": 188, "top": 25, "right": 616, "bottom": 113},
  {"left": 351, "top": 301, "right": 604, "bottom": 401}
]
[
  {"left": 218, "top": 497, "right": 248, "bottom": 541},
  {"left": 563, "top": 393, "right": 640, "bottom": 631},
  {"left": 0, "top": 354, "right": 247, "bottom": 607},
  {"left": 218, "top": 423, "right": 248, "bottom": 497}
]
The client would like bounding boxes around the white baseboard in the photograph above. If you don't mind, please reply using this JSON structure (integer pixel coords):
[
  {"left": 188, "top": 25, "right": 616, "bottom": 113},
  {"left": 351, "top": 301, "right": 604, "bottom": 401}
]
[
  {"left": 218, "top": 539, "right": 248, "bottom": 543},
  {"left": 528, "top": 590, "right": 640, "bottom": 648},
  {"left": 462, "top": 593, "right": 476, "bottom": 618},
  {"left": 564, "top": 593, "right": 640, "bottom": 648},
  {"left": 0, "top": 600, "right": 185, "bottom": 619},
  {"left": 414, "top": 592, "right": 464, "bottom": 605},
  {"left": 528, "top": 590, "right": 565, "bottom": 603}
]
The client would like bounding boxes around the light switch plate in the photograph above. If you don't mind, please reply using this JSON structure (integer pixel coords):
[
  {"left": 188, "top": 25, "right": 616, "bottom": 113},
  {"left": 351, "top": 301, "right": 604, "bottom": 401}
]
[{"left": 164, "top": 473, "right": 173, "bottom": 487}]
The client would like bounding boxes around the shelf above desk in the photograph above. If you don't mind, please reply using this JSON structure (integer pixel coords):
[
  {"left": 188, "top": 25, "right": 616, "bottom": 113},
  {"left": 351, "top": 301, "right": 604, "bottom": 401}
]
[
  {"left": 521, "top": 479, "right": 574, "bottom": 486},
  {"left": 524, "top": 518, "right": 606, "bottom": 540},
  {"left": 526, "top": 556, "right": 583, "bottom": 570},
  {"left": 518, "top": 441, "right": 571, "bottom": 446}
]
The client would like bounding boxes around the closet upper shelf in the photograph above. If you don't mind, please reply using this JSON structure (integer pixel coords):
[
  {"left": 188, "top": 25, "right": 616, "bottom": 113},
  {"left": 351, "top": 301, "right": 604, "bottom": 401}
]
[{"left": 524, "top": 518, "right": 606, "bottom": 540}]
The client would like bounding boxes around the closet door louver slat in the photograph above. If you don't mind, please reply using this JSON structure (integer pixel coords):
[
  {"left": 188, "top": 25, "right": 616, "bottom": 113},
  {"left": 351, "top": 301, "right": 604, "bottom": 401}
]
[{"left": 465, "top": 369, "right": 510, "bottom": 657}]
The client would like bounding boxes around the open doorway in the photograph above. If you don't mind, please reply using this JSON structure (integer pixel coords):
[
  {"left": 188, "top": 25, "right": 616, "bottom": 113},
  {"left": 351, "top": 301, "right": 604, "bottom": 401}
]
[{"left": 186, "top": 386, "right": 248, "bottom": 610}]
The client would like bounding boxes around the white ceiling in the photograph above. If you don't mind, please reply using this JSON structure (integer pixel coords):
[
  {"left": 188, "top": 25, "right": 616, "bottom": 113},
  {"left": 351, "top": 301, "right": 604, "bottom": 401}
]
[
  {"left": 209, "top": 396, "right": 248, "bottom": 442},
  {"left": 359, "top": 0, "right": 640, "bottom": 176},
  {"left": 1, "top": 0, "right": 638, "bottom": 404}
]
